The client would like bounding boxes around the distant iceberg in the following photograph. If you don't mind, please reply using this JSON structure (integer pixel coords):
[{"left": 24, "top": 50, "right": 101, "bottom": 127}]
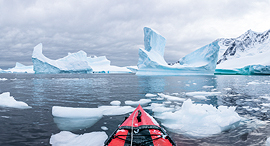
[
  {"left": 215, "top": 29, "right": 270, "bottom": 75},
  {"left": 32, "top": 43, "right": 132, "bottom": 74},
  {"left": 4, "top": 62, "right": 34, "bottom": 73},
  {"left": 136, "top": 27, "right": 220, "bottom": 75}
]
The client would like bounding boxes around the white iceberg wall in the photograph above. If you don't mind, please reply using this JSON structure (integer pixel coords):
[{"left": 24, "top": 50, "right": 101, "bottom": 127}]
[
  {"left": 136, "top": 27, "right": 219, "bottom": 75},
  {"left": 32, "top": 43, "right": 92, "bottom": 74}
]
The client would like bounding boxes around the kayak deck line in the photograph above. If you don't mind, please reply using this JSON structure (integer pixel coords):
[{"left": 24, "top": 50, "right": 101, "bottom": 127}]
[{"left": 104, "top": 104, "right": 176, "bottom": 146}]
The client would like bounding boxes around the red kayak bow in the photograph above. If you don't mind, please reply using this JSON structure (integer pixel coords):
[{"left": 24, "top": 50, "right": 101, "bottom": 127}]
[{"left": 104, "top": 104, "right": 175, "bottom": 146}]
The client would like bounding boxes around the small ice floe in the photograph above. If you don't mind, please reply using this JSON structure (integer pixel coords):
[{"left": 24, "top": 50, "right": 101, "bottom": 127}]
[
  {"left": 260, "top": 95, "right": 270, "bottom": 100},
  {"left": 52, "top": 105, "right": 134, "bottom": 131},
  {"left": 185, "top": 91, "right": 221, "bottom": 97},
  {"left": 155, "top": 99, "right": 242, "bottom": 138},
  {"left": 110, "top": 100, "right": 121, "bottom": 106},
  {"left": 202, "top": 86, "right": 214, "bottom": 89},
  {"left": 50, "top": 131, "right": 107, "bottom": 146},
  {"left": 0, "top": 78, "right": 8, "bottom": 81},
  {"left": 223, "top": 88, "right": 232, "bottom": 91},
  {"left": 125, "top": 99, "right": 151, "bottom": 106},
  {"left": 101, "top": 126, "right": 108, "bottom": 131},
  {"left": 145, "top": 93, "right": 157, "bottom": 97},
  {"left": 157, "top": 93, "right": 186, "bottom": 102},
  {"left": 150, "top": 103, "right": 174, "bottom": 113},
  {"left": 247, "top": 81, "right": 261, "bottom": 85},
  {"left": 193, "top": 95, "right": 207, "bottom": 100},
  {"left": 0, "top": 92, "right": 31, "bottom": 109},
  {"left": 266, "top": 137, "right": 270, "bottom": 146}
]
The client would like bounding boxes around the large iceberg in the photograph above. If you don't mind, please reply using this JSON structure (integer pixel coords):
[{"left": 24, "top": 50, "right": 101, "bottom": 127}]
[
  {"left": 32, "top": 43, "right": 92, "bottom": 73},
  {"left": 136, "top": 27, "right": 220, "bottom": 75},
  {"left": 215, "top": 29, "right": 270, "bottom": 75},
  {"left": 32, "top": 43, "right": 132, "bottom": 74}
]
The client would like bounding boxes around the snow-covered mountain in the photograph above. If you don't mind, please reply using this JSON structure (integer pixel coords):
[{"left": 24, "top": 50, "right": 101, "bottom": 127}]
[{"left": 216, "top": 29, "right": 270, "bottom": 75}]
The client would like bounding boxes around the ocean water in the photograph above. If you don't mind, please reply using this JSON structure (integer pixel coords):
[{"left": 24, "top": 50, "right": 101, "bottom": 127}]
[{"left": 0, "top": 73, "right": 270, "bottom": 146}]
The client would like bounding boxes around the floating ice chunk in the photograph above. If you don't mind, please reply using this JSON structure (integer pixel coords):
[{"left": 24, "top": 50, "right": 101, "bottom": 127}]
[
  {"left": 98, "top": 106, "right": 135, "bottom": 116},
  {"left": 145, "top": 93, "right": 157, "bottom": 97},
  {"left": 101, "top": 126, "right": 108, "bottom": 131},
  {"left": 0, "top": 78, "right": 8, "bottom": 81},
  {"left": 266, "top": 137, "right": 270, "bottom": 146},
  {"left": 186, "top": 91, "right": 221, "bottom": 96},
  {"left": 110, "top": 100, "right": 121, "bottom": 106},
  {"left": 50, "top": 131, "right": 107, "bottom": 146},
  {"left": 261, "top": 95, "right": 270, "bottom": 100},
  {"left": 202, "top": 86, "right": 214, "bottom": 88},
  {"left": 52, "top": 106, "right": 103, "bottom": 118},
  {"left": 247, "top": 81, "right": 261, "bottom": 85},
  {"left": 150, "top": 103, "right": 174, "bottom": 113},
  {"left": 53, "top": 117, "right": 102, "bottom": 131},
  {"left": 156, "top": 99, "right": 242, "bottom": 138},
  {"left": 193, "top": 95, "right": 207, "bottom": 100},
  {"left": 0, "top": 92, "right": 31, "bottom": 109},
  {"left": 224, "top": 88, "right": 232, "bottom": 91},
  {"left": 125, "top": 99, "right": 151, "bottom": 106},
  {"left": 158, "top": 93, "right": 186, "bottom": 102}
]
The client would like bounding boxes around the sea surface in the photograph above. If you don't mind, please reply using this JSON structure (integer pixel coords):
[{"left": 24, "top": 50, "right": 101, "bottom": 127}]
[{"left": 0, "top": 73, "right": 270, "bottom": 146}]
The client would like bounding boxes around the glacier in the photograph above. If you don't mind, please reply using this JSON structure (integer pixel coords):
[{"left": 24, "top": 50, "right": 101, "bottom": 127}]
[
  {"left": 32, "top": 43, "right": 132, "bottom": 74},
  {"left": 215, "top": 29, "right": 270, "bottom": 75},
  {"left": 136, "top": 27, "right": 220, "bottom": 75}
]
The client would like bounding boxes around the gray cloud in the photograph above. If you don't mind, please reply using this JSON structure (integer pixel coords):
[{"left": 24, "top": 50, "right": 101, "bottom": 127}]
[{"left": 0, "top": 0, "right": 270, "bottom": 69}]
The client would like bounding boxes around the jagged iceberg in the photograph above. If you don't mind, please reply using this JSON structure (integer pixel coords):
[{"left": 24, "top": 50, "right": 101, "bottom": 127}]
[
  {"left": 32, "top": 43, "right": 132, "bottom": 74},
  {"left": 136, "top": 27, "right": 220, "bottom": 75},
  {"left": 215, "top": 29, "right": 270, "bottom": 75}
]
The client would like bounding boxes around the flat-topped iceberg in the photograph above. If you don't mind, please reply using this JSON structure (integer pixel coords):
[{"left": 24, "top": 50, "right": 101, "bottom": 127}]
[
  {"left": 32, "top": 43, "right": 131, "bottom": 74},
  {"left": 136, "top": 27, "right": 219, "bottom": 75}
]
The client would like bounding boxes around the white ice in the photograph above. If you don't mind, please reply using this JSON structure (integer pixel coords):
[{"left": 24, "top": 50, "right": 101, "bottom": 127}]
[
  {"left": 32, "top": 43, "right": 132, "bottom": 74},
  {"left": 185, "top": 91, "right": 221, "bottom": 97},
  {"left": 50, "top": 131, "right": 107, "bottom": 146},
  {"left": 4, "top": 62, "right": 34, "bottom": 73},
  {"left": 158, "top": 93, "right": 186, "bottom": 102},
  {"left": 0, "top": 92, "right": 31, "bottom": 109},
  {"left": 155, "top": 99, "right": 242, "bottom": 138},
  {"left": 136, "top": 27, "right": 219, "bottom": 75},
  {"left": 110, "top": 100, "right": 121, "bottom": 106},
  {"left": 0, "top": 78, "right": 8, "bottom": 81},
  {"left": 125, "top": 99, "right": 151, "bottom": 106},
  {"left": 145, "top": 93, "right": 157, "bottom": 97},
  {"left": 266, "top": 137, "right": 270, "bottom": 146},
  {"left": 52, "top": 105, "right": 134, "bottom": 130}
]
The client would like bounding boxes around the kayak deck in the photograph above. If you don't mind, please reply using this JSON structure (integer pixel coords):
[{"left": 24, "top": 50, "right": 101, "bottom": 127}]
[{"left": 104, "top": 105, "right": 175, "bottom": 146}]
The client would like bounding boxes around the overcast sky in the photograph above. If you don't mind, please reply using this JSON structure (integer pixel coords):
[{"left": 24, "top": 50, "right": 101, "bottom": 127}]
[{"left": 0, "top": 0, "right": 270, "bottom": 69}]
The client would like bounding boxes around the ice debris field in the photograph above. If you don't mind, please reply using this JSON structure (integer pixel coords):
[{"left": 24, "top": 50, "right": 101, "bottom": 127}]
[{"left": 48, "top": 91, "right": 261, "bottom": 145}]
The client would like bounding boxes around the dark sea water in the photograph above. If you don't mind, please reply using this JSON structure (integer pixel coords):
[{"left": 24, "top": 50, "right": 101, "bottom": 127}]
[{"left": 0, "top": 73, "right": 270, "bottom": 146}]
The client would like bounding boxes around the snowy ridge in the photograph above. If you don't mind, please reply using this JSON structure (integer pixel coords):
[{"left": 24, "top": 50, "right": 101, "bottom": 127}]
[{"left": 216, "top": 29, "right": 270, "bottom": 75}]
